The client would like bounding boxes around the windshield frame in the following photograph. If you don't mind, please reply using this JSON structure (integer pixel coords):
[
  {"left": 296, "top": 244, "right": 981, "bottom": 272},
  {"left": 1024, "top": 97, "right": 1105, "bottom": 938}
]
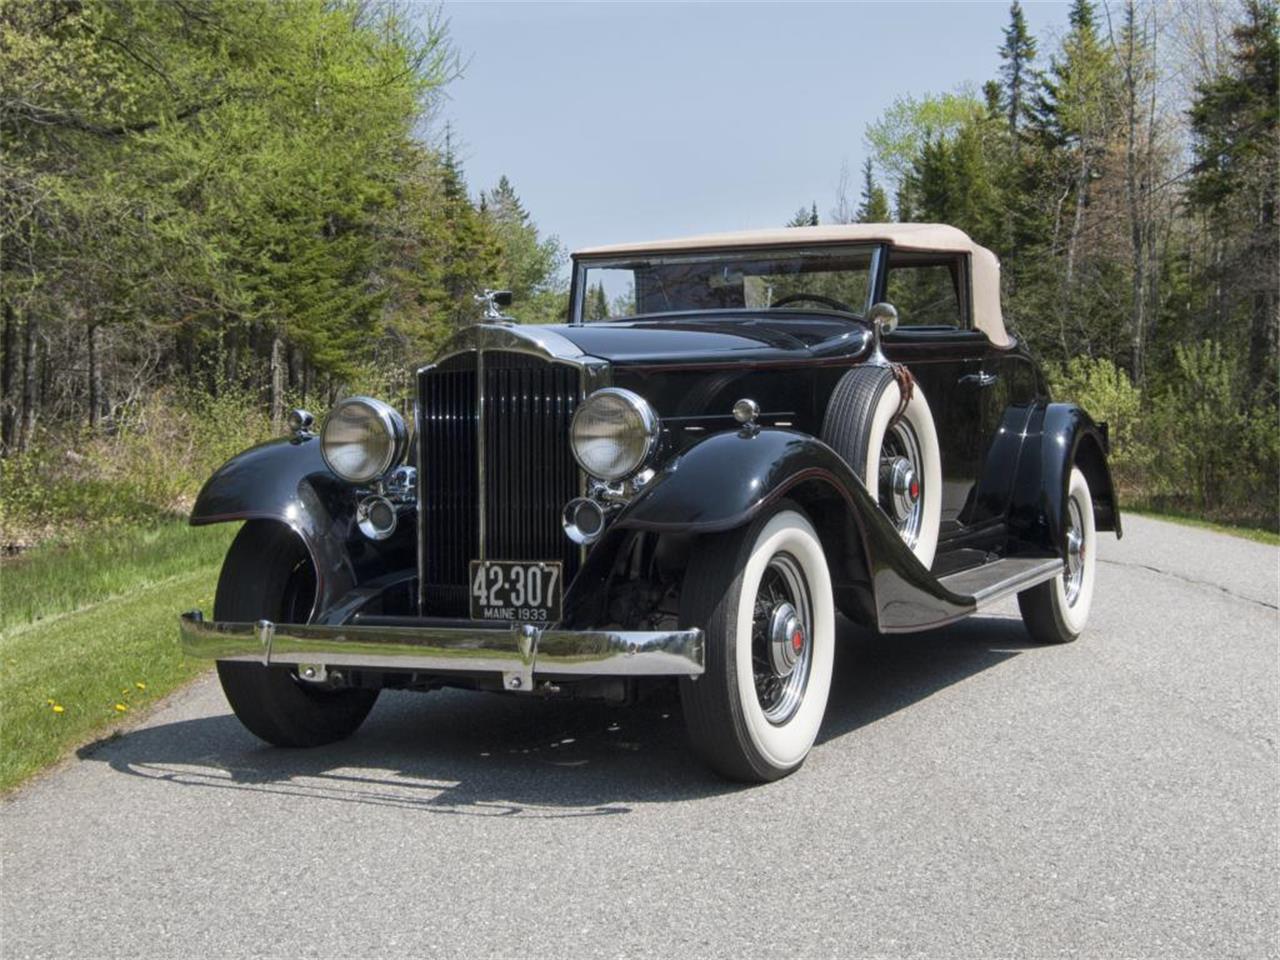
[{"left": 569, "top": 243, "right": 884, "bottom": 325}]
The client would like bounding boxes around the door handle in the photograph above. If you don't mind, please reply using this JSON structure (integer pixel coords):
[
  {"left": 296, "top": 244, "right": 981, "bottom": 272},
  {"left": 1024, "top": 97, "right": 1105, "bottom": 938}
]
[{"left": 958, "top": 371, "right": 999, "bottom": 388}]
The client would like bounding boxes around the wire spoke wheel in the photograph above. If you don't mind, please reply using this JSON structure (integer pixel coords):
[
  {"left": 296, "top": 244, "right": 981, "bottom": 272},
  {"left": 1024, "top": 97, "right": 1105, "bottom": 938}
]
[
  {"left": 749, "top": 552, "right": 813, "bottom": 725},
  {"left": 1063, "top": 494, "right": 1086, "bottom": 607},
  {"left": 1017, "top": 467, "right": 1097, "bottom": 645},
  {"left": 679, "top": 506, "right": 835, "bottom": 782}
]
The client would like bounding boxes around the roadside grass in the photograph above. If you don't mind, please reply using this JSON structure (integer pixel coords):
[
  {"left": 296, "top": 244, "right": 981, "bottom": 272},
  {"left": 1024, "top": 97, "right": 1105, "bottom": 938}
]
[
  {"left": 1, "top": 522, "right": 236, "bottom": 633},
  {"left": 0, "top": 522, "right": 236, "bottom": 792},
  {"left": 1128, "top": 506, "right": 1280, "bottom": 547}
]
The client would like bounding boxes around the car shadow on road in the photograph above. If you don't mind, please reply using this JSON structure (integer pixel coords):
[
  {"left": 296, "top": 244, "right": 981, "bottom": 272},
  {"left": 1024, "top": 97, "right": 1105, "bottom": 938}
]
[{"left": 76, "top": 615, "right": 1034, "bottom": 815}]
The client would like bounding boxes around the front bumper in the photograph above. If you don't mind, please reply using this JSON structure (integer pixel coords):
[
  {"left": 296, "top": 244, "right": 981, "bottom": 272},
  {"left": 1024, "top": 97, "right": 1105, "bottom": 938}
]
[{"left": 178, "top": 612, "right": 704, "bottom": 691}]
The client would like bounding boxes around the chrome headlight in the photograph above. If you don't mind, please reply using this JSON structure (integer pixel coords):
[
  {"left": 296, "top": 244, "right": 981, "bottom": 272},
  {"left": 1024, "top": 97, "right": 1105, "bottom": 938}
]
[
  {"left": 570, "top": 388, "right": 659, "bottom": 481},
  {"left": 320, "top": 397, "right": 407, "bottom": 484}
]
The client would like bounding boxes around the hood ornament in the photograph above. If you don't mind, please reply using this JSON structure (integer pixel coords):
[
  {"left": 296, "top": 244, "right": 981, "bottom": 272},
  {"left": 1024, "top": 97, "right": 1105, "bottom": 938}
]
[{"left": 475, "top": 289, "right": 514, "bottom": 322}]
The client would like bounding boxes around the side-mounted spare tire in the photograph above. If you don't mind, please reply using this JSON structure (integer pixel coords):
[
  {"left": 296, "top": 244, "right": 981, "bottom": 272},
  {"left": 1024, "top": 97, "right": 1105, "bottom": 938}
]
[{"left": 820, "top": 364, "right": 942, "bottom": 569}]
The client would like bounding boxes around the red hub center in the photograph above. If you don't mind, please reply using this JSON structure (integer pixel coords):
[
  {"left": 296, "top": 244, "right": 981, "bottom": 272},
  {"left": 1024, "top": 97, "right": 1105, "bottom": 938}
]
[{"left": 791, "top": 627, "right": 805, "bottom": 653}]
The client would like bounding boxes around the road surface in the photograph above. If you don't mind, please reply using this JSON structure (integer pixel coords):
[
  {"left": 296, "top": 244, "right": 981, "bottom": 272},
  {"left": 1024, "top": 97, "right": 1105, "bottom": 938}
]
[{"left": 3, "top": 515, "right": 1277, "bottom": 958}]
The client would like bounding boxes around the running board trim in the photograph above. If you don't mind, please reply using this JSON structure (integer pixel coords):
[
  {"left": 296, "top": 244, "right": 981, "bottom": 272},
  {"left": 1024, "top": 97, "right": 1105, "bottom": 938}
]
[{"left": 937, "top": 556, "right": 1064, "bottom": 609}]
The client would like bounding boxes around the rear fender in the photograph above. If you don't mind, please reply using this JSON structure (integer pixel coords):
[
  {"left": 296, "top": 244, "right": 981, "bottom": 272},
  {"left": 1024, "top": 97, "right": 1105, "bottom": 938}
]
[
  {"left": 571, "top": 429, "right": 973, "bottom": 632},
  {"left": 1008, "top": 403, "right": 1122, "bottom": 556},
  {"left": 190, "top": 436, "right": 412, "bottom": 622}
]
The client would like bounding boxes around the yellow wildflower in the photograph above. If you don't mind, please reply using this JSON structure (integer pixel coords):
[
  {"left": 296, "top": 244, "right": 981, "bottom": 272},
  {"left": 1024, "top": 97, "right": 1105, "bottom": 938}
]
[
  {"left": 114, "top": 703, "right": 128, "bottom": 712},
  {"left": 52, "top": 704, "right": 64, "bottom": 714},
  {"left": 135, "top": 682, "right": 146, "bottom": 690}
]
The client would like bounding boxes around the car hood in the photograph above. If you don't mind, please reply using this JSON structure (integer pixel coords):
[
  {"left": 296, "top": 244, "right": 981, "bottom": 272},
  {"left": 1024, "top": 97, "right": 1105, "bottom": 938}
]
[{"left": 545, "top": 315, "right": 871, "bottom": 366}]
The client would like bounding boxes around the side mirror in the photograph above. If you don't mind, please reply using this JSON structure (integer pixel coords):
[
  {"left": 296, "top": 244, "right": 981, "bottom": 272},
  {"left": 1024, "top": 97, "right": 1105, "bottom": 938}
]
[{"left": 867, "top": 301, "right": 899, "bottom": 335}]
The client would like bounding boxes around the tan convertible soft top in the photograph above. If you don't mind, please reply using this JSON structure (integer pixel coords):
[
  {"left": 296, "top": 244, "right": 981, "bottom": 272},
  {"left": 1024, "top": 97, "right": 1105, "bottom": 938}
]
[{"left": 574, "top": 223, "right": 1009, "bottom": 346}]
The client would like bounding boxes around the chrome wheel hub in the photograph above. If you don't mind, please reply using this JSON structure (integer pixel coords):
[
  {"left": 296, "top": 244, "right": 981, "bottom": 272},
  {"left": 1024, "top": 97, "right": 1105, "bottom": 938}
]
[
  {"left": 880, "top": 455, "right": 920, "bottom": 524},
  {"left": 879, "top": 420, "right": 925, "bottom": 547},
  {"left": 767, "top": 602, "right": 806, "bottom": 678},
  {"left": 751, "top": 553, "right": 813, "bottom": 725},
  {"left": 1063, "top": 496, "right": 1086, "bottom": 606}
]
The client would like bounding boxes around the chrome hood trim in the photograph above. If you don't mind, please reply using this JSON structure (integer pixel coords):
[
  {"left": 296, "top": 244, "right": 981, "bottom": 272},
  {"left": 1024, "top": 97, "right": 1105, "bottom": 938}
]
[{"left": 419, "top": 323, "right": 604, "bottom": 374}]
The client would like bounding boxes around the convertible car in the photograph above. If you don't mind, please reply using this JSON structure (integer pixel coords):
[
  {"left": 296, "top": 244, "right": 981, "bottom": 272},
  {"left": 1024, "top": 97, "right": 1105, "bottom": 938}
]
[{"left": 179, "top": 223, "right": 1120, "bottom": 782}]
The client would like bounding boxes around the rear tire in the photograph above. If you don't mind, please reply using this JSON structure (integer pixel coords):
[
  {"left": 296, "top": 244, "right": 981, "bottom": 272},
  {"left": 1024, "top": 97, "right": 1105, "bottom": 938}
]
[
  {"left": 679, "top": 504, "right": 835, "bottom": 782},
  {"left": 1018, "top": 468, "right": 1097, "bottom": 644},
  {"left": 214, "top": 522, "right": 379, "bottom": 747}
]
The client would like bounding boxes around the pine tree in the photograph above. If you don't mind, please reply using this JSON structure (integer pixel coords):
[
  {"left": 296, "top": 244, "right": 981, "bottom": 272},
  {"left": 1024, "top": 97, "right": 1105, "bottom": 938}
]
[
  {"left": 785, "top": 203, "right": 819, "bottom": 227},
  {"left": 481, "top": 174, "right": 565, "bottom": 322},
  {"left": 584, "top": 282, "right": 609, "bottom": 321},
  {"left": 998, "top": 1, "right": 1038, "bottom": 146},
  {"left": 1026, "top": 0, "right": 1124, "bottom": 339},
  {"left": 856, "top": 159, "right": 891, "bottom": 223},
  {"left": 421, "top": 142, "right": 503, "bottom": 329},
  {"left": 907, "top": 124, "right": 1002, "bottom": 249},
  {"left": 1187, "top": 0, "right": 1279, "bottom": 400}
]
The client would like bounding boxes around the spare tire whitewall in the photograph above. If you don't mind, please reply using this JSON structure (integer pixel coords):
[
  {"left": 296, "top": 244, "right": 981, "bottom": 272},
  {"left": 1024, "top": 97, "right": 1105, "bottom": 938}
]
[{"left": 820, "top": 366, "right": 943, "bottom": 568}]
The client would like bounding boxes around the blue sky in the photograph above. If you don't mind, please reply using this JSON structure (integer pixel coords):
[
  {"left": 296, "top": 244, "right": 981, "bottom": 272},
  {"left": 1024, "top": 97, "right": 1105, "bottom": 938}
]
[{"left": 433, "top": 1, "right": 1069, "bottom": 257}]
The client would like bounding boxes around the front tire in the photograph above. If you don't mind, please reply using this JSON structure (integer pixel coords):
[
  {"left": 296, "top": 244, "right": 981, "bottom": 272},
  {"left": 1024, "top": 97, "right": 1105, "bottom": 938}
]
[
  {"left": 679, "top": 505, "right": 835, "bottom": 782},
  {"left": 1017, "top": 467, "right": 1097, "bottom": 644},
  {"left": 214, "top": 522, "right": 379, "bottom": 747}
]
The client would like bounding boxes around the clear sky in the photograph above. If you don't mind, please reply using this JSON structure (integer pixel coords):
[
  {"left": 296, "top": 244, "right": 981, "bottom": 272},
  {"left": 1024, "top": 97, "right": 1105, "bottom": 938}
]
[{"left": 433, "top": 1, "right": 1070, "bottom": 257}]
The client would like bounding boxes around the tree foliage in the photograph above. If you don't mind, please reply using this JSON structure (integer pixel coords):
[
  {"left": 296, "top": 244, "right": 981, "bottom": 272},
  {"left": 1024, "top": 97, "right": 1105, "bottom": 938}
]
[
  {"left": 785, "top": 203, "right": 820, "bottom": 227},
  {"left": 0, "top": 0, "right": 564, "bottom": 450},
  {"left": 855, "top": 159, "right": 891, "bottom": 223},
  {"left": 851, "top": 0, "right": 1278, "bottom": 527}
]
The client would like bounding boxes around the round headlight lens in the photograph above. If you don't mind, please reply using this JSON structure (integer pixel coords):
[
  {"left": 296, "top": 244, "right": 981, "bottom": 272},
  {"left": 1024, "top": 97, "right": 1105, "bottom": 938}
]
[
  {"left": 320, "top": 397, "right": 407, "bottom": 484},
  {"left": 570, "top": 388, "right": 659, "bottom": 481}
]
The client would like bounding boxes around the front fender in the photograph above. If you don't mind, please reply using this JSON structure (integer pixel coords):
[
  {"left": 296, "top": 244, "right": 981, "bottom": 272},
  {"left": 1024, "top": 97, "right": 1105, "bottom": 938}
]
[
  {"left": 615, "top": 428, "right": 858, "bottom": 533},
  {"left": 1009, "top": 403, "right": 1122, "bottom": 555},
  {"left": 603, "top": 428, "right": 973, "bottom": 632},
  {"left": 190, "top": 436, "right": 411, "bottom": 621}
]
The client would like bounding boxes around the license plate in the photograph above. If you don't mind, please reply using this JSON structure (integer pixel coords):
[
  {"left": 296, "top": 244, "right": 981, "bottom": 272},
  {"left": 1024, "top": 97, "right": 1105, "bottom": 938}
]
[{"left": 469, "top": 560, "right": 562, "bottom": 624}]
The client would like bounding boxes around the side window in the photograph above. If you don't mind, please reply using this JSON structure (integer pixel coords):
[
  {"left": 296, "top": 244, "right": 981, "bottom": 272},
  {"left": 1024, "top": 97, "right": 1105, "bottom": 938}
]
[{"left": 884, "top": 255, "right": 967, "bottom": 329}]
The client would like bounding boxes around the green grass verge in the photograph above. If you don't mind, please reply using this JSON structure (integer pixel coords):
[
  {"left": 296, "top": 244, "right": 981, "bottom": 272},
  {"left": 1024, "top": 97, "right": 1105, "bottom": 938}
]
[
  {"left": 1128, "top": 507, "right": 1280, "bottom": 546},
  {"left": 0, "top": 522, "right": 237, "bottom": 792},
  {"left": 1, "top": 522, "right": 236, "bottom": 633}
]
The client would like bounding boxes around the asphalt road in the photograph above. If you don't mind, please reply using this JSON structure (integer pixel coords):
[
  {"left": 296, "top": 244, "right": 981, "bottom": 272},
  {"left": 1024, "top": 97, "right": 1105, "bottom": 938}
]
[{"left": 3, "top": 515, "right": 1277, "bottom": 959}]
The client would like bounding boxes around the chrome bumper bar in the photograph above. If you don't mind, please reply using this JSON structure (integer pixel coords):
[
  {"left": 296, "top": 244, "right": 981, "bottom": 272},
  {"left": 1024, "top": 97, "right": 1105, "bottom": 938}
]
[{"left": 178, "top": 611, "right": 704, "bottom": 691}]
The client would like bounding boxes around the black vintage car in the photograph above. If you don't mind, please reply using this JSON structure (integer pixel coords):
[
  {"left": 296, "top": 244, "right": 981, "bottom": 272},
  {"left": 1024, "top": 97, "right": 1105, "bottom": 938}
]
[{"left": 180, "top": 223, "right": 1120, "bottom": 782}]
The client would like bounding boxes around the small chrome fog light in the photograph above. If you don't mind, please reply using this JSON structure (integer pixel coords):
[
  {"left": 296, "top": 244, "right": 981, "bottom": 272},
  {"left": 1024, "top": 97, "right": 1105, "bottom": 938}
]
[
  {"left": 287, "top": 408, "right": 316, "bottom": 436},
  {"left": 732, "top": 398, "right": 760, "bottom": 424},
  {"left": 563, "top": 497, "right": 606, "bottom": 545},
  {"left": 357, "top": 495, "right": 399, "bottom": 541}
]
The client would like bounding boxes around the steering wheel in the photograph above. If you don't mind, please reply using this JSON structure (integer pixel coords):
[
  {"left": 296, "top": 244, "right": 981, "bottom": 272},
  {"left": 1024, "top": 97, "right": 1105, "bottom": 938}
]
[{"left": 770, "top": 292, "right": 856, "bottom": 313}]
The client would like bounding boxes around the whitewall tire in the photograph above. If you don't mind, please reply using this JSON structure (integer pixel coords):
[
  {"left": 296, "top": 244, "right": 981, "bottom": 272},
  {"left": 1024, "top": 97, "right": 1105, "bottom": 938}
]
[
  {"left": 679, "top": 505, "right": 835, "bottom": 782},
  {"left": 1018, "top": 467, "right": 1097, "bottom": 644}
]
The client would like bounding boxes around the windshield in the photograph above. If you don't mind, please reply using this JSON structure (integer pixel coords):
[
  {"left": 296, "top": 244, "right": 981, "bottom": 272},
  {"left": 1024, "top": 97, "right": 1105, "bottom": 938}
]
[{"left": 574, "top": 245, "right": 878, "bottom": 323}]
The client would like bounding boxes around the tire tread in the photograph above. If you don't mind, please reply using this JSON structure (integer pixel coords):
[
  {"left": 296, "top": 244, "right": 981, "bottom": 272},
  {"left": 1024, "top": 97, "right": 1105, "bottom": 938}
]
[
  {"left": 214, "top": 522, "right": 379, "bottom": 748},
  {"left": 820, "top": 366, "right": 896, "bottom": 480}
]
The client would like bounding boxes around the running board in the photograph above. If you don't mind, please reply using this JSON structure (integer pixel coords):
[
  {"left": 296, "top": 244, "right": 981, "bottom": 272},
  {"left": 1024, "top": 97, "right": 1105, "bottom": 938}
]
[{"left": 937, "top": 556, "right": 1063, "bottom": 609}]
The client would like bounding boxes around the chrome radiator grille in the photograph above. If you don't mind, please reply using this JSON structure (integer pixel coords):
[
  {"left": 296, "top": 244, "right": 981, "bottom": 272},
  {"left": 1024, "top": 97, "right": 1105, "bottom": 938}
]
[{"left": 417, "top": 351, "right": 582, "bottom": 616}]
